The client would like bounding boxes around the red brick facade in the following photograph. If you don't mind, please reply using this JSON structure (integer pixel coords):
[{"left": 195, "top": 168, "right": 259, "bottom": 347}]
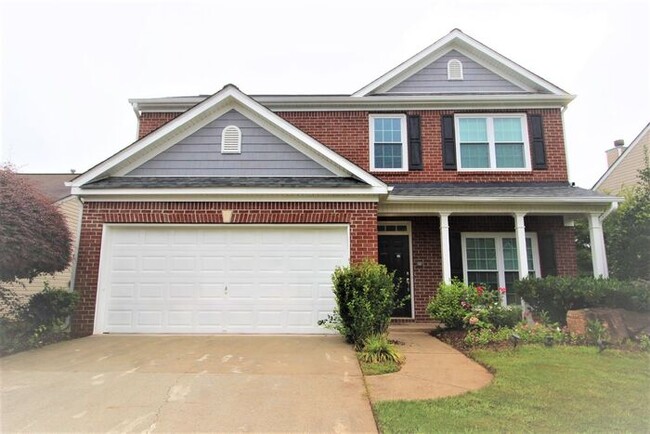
[
  {"left": 137, "top": 109, "right": 568, "bottom": 184},
  {"left": 72, "top": 201, "right": 378, "bottom": 336}
]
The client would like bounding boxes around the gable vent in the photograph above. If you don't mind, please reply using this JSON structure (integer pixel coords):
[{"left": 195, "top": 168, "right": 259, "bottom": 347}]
[
  {"left": 447, "top": 59, "right": 463, "bottom": 80},
  {"left": 221, "top": 125, "right": 242, "bottom": 154}
]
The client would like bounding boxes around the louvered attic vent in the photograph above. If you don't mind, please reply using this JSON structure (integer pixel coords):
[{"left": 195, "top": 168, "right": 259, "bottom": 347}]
[
  {"left": 221, "top": 125, "right": 242, "bottom": 154},
  {"left": 447, "top": 59, "right": 464, "bottom": 80}
]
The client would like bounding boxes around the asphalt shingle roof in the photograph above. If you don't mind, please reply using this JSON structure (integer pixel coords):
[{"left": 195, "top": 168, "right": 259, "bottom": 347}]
[
  {"left": 389, "top": 182, "right": 615, "bottom": 199},
  {"left": 17, "top": 173, "right": 75, "bottom": 202}
]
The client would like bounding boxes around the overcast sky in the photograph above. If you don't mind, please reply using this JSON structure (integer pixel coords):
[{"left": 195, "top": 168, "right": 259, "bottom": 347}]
[{"left": 1, "top": 0, "right": 648, "bottom": 188}]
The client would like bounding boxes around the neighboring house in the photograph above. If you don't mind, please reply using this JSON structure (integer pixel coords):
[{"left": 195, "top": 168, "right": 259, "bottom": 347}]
[
  {"left": 68, "top": 29, "right": 617, "bottom": 336},
  {"left": 7, "top": 174, "right": 81, "bottom": 300},
  {"left": 593, "top": 122, "right": 650, "bottom": 194}
]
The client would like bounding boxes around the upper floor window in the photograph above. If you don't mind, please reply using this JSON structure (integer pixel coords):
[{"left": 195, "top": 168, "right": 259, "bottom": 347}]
[
  {"left": 221, "top": 125, "right": 242, "bottom": 154},
  {"left": 455, "top": 114, "right": 531, "bottom": 171},
  {"left": 369, "top": 114, "right": 408, "bottom": 171},
  {"left": 447, "top": 59, "right": 463, "bottom": 80}
]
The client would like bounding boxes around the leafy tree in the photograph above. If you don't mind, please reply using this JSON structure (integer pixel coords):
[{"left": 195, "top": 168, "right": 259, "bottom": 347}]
[
  {"left": 0, "top": 166, "right": 72, "bottom": 283},
  {"left": 603, "top": 149, "right": 650, "bottom": 280}
]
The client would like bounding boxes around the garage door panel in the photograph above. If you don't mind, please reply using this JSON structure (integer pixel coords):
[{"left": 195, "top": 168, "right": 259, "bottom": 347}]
[{"left": 99, "top": 225, "right": 348, "bottom": 334}]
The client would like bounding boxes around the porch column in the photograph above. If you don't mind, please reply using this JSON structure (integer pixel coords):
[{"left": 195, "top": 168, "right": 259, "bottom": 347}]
[
  {"left": 514, "top": 212, "right": 529, "bottom": 279},
  {"left": 588, "top": 213, "right": 609, "bottom": 277},
  {"left": 439, "top": 212, "right": 451, "bottom": 284}
]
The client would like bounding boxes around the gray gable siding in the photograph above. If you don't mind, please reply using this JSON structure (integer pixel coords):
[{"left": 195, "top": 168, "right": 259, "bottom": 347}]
[
  {"left": 127, "top": 109, "right": 335, "bottom": 177},
  {"left": 385, "top": 50, "right": 525, "bottom": 94}
]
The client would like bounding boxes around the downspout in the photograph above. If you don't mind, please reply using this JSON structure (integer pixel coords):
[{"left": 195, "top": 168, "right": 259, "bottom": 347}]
[{"left": 599, "top": 201, "right": 618, "bottom": 223}]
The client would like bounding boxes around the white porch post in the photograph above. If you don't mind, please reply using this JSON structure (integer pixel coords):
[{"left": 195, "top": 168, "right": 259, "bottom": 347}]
[
  {"left": 588, "top": 213, "right": 609, "bottom": 278},
  {"left": 514, "top": 212, "right": 529, "bottom": 279},
  {"left": 439, "top": 212, "right": 451, "bottom": 284}
]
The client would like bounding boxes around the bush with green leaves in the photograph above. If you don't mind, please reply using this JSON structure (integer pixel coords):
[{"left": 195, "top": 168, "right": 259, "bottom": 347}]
[
  {"left": 463, "top": 322, "right": 570, "bottom": 347},
  {"left": 358, "top": 334, "right": 404, "bottom": 364},
  {"left": 514, "top": 276, "right": 650, "bottom": 324},
  {"left": 321, "top": 260, "right": 402, "bottom": 348},
  {"left": 0, "top": 284, "right": 79, "bottom": 355},
  {"left": 464, "top": 302, "right": 522, "bottom": 330},
  {"left": 426, "top": 280, "right": 482, "bottom": 329}
]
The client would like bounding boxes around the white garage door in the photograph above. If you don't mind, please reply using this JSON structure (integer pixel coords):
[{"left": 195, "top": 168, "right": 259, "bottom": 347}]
[{"left": 95, "top": 225, "right": 348, "bottom": 334}]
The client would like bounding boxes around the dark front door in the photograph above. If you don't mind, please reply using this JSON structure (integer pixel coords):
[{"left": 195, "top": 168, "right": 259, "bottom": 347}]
[{"left": 378, "top": 235, "right": 412, "bottom": 318}]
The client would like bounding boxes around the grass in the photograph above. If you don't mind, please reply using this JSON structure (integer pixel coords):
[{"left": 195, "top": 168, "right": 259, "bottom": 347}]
[
  {"left": 374, "top": 345, "right": 650, "bottom": 433},
  {"left": 358, "top": 358, "right": 401, "bottom": 375}
]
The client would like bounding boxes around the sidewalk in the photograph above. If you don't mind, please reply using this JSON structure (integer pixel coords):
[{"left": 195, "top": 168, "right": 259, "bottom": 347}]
[{"left": 364, "top": 327, "right": 493, "bottom": 402}]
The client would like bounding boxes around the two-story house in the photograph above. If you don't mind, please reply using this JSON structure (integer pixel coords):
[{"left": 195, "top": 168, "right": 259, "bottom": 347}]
[{"left": 68, "top": 29, "right": 616, "bottom": 336}]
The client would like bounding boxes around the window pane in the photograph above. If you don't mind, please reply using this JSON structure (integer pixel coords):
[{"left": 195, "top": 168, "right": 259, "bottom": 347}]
[
  {"left": 494, "top": 118, "right": 523, "bottom": 142},
  {"left": 503, "top": 238, "right": 535, "bottom": 272},
  {"left": 502, "top": 238, "right": 518, "bottom": 271},
  {"left": 460, "top": 143, "right": 490, "bottom": 168},
  {"left": 466, "top": 238, "right": 497, "bottom": 270},
  {"left": 467, "top": 271, "right": 498, "bottom": 290},
  {"left": 374, "top": 143, "right": 403, "bottom": 169},
  {"left": 374, "top": 117, "right": 402, "bottom": 143},
  {"left": 458, "top": 118, "right": 488, "bottom": 142},
  {"left": 496, "top": 143, "right": 525, "bottom": 168},
  {"left": 504, "top": 272, "right": 522, "bottom": 305}
]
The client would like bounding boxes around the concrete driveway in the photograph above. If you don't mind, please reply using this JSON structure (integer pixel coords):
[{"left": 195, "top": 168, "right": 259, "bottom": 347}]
[{"left": 0, "top": 335, "right": 377, "bottom": 433}]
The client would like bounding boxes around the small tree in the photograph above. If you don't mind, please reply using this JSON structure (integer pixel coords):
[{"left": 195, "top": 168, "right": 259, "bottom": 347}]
[
  {"left": 0, "top": 167, "right": 72, "bottom": 284},
  {"left": 603, "top": 150, "right": 650, "bottom": 280}
]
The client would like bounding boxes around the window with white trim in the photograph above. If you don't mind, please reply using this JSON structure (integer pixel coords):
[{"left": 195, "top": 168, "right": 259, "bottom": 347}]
[
  {"left": 221, "top": 125, "right": 242, "bottom": 154},
  {"left": 447, "top": 59, "right": 463, "bottom": 80},
  {"left": 455, "top": 114, "right": 531, "bottom": 171},
  {"left": 369, "top": 114, "right": 408, "bottom": 171},
  {"left": 461, "top": 233, "right": 540, "bottom": 305}
]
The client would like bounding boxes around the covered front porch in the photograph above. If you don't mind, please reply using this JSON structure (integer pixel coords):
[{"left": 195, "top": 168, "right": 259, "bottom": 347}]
[{"left": 378, "top": 183, "right": 619, "bottom": 322}]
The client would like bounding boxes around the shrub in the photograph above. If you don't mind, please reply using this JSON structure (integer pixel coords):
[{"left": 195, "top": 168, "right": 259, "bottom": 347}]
[
  {"left": 23, "top": 284, "right": 80, "bottom": 328},
  {"left": 426, "top": 280, "right": 481, "bottom": 329},
  {"left": 463, "top": 322, "right": 568, "bottom": 347},
  {"left": 358, "top": 334, "right": 404, "bottom": 364},
  {"left": 323, "top": 260, "right": 402, "bottom": 348},
  {"left": 465, "top": 303, "right": 522, "bottom": 330},
  {"left": 514, "top": 277, "right": 650, "bottom": 324},
  {"left": 0, "top": 284, "right": 78, "bottom": 355}
]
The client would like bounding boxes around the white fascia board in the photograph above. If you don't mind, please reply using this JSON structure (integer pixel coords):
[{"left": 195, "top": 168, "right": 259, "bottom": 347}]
[
  {"left": 353, "top": 30, "right": 570, "bottom": 97},
  {"left": 130, "top": 94, "right": 575, "bottom": 114},
  {"left": 74, "top": 189, "right": 383, "bottom": 203},
  {"left": 379, "top": 201, "right": 617, "bottom": 216},
  {"left": 593, "top": 122, "right": 650, "bottom": 190},
  {"left": 384, "top": 195, "right": 621, "bottom": 205}
]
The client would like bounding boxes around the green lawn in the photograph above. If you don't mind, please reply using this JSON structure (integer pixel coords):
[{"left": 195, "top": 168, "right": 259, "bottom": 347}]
[
  {"left": 358, "top": 358, "right": 401, "bottom": 375},
  {"left": 374, "top": 346, "right": 650, "bottom": 433}
]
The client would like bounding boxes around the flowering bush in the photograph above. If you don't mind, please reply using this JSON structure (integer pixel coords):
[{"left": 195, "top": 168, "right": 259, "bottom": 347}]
[
  {"left": 427, "top": 280, "right": 482, "bottom": 329},
  {"left": 428, "top": 281, "right": 521, "bottom": 330}
]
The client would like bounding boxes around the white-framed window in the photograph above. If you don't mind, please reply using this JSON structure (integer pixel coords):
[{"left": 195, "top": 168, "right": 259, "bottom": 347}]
[
  {"left": 455, "top": 114, "right": 531, "bottom": 171},
  {"left": 221, "top": 125, "right": 242, "bottom": 154},
  {"left": 461, "top": 232, "right": 540, "bottom": 305},
  {"left": 447, "top": 59, "right": 464, "bottom": 80},
  {"left": 369, "top": 114, "right": 408, "bottom": 171}
]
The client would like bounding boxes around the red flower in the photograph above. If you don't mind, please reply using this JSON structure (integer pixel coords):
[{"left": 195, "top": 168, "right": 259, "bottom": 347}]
[
  {"left": 498, "top": 287, "right": 507, "bottom": 294},
  {"left": 476, "top": 286, "right": 484, "bottom": 295}
]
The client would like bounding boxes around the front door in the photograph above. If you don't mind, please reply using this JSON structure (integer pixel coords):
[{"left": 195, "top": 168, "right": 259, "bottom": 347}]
[{"left": 378, "top": 234, "right": 412, "bottom": 318}]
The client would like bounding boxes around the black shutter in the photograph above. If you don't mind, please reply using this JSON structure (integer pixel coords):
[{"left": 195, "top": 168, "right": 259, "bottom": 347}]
[
  {"left": 538, "top": 233, "right": 557, "bottom": 277},
  {"left": 407, "top": 115, "right": 423, "bottom": 170},
  {"left": 441, "top": 115, "right": 457, "bottom": 170},
  {"left": 450, "top": 231, "right": 463, "bottom": 280},
  {"left": 528, "top": 114, "right": 547, "bottom": 169}
]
